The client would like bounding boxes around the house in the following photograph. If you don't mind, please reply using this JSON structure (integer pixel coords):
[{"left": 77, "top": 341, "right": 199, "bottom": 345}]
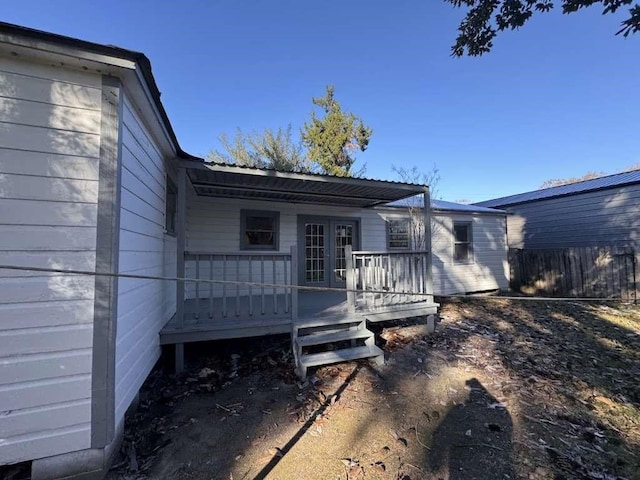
[
  {"left": 0, "top": 22, "right": 507, "bottom": 479},
  {"left": 0, "top": 22, "right": 194, "bottom": 479},
  {"left": 163, "top": 164, "right": 509, "bottom": 373},
  {"left": 475, "top": 170, "right": 640, "bottom": 256},
  {"left": 382, "top": 199, "right": 509, "bottom": 296}
]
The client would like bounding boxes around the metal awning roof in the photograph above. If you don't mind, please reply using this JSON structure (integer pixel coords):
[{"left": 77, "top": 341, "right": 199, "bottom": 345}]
[{"left": 183, "top": 161, "right": 427, "bottom": 208}]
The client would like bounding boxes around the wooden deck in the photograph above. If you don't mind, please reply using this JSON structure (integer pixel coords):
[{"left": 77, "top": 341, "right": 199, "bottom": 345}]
[{"left": 160, "top": 291, "right": 437, "bottom": 345}]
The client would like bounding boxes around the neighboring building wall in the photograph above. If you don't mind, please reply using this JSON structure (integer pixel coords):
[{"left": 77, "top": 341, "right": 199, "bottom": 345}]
[
  {"left": 504, "top": 184, "right": 640, "bottom": 249},
  {"left": 115, "top": 95, "right": 175, "bottom": 425},
  {"left": 431, "top": 212, "right": 509, "bottom": 295},
  {"left": 0, "top": 56, "right": 101, "bottom": 463}
]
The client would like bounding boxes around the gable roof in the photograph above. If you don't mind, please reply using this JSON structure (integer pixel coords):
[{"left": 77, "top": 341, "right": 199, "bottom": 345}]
[
  {"left": 475, "top": 170, "right": 640, "bottom": 208},
  {"left": 385, "top": 197, "right": 505, "bottom": 215},
  {"left": 432, "top": 199, "right": 505, "bottom": 214},
  {"left": 0, "top": 21, "right": 200, "bottom": 161}
]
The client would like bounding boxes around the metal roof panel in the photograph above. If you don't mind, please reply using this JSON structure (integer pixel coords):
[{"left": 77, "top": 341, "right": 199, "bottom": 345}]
[{"left": 475, "top": 170, "right": 640, "bottom": 208}]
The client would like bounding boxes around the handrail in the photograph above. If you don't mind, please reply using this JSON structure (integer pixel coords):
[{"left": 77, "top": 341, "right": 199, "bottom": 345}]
[
  {"left": 352, "top": 250, "right": 430, "bottom": 255},
  {"left": 185, "top": 250, "right": 291, "bottom": 257},
  {"left": 348, "top": 249, "right": 432, "bottom": 312},
  {"left": 183, "top": 251, "right": 294, "bottom": 322}
]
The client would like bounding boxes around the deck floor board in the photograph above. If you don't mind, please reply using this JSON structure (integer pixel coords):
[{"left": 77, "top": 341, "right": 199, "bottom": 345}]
[{"left": 160, "top": 291, "right": 437, "bottom": 344}]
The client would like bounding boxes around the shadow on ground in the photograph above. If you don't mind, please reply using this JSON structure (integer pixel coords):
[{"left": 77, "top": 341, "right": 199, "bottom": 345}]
[
  {"left": 428, "top": 378, "right": 514, "bottom": 479},
  {"left": 107, "top": 298, "right": 640, "bottom": 480}
]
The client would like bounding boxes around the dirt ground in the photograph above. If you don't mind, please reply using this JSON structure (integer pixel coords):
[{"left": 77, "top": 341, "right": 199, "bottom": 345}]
[{"left": 101, "top": 298, "right": 640, "bottom": 480}]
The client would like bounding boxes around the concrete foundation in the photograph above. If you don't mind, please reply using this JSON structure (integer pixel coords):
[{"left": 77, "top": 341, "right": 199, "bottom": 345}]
[{"left": 31, "top": 421, "right": 123, "bottom": 480}]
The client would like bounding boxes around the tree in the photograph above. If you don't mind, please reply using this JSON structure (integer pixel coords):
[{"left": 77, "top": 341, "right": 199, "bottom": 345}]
[
  {"left": 539, "top": 162, "right": 640, "bottom": 188},
  {"left": 539, "top": 171, "right": 605, "bottom": 188},
  {"left": 208, "top": 125, "right": 311, "bottom": 172},
  {"left": 446, "top": 0, "right": 640, "bottom": 57},
  {"left": 302, "top": 86, "right": 373, "bottom": 177},
  {"left": 619, "top": 162, "right": 640, "bottom": 172},
  {"left": 392, "top": 164, "right": 441, "bottom": 250}
]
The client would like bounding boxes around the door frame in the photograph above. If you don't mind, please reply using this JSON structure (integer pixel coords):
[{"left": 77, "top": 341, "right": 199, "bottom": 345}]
[{"left": 297, "top": 215, "right": 361, "bottom": 288}]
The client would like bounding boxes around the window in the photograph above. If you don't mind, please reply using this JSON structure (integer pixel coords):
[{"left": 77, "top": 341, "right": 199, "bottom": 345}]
[
  {"left": 240, "top": 210, "right": 279, "bottom": 250},
  {"left": 453, "top": 222, "right": 473, "bottom": 263},
  {"left": 387, "top": 219, "right": 410, "bottom": 249},
  {"left": 165, "top": 176, "right": 177, "bottom": 235}
]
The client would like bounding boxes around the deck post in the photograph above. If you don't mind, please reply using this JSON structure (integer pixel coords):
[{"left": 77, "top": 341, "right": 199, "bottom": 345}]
[
  {"left": 423, "top": 186, "right": 434, "bottom": 299},
  {"left": 175, "top": 166, "right": 187, "bottom": 373},
  {"left": 345, "top": 245, "right": 356, "bottom": 313},
  {"left": 290, "top": 245, "right": 299, "bottom": 321}
]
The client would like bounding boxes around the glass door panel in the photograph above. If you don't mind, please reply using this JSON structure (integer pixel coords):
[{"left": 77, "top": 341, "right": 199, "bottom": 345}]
[
  {"left": 304, "top": 222, "right": 325, "bottom": 283},
  {"left": 333, "top": 223, "right": 354, "bottom": 285},
  {"left": 299, "top": 218, "right": 358, "bottom": 287}
]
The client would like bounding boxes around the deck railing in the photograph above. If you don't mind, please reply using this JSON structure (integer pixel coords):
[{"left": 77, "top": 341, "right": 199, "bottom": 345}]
[
  {"left": 346, "top": 247, "right": 431, "bottom": 312},
  {"left": 183, "top": 246, "right": 297, "bottom": 321}
]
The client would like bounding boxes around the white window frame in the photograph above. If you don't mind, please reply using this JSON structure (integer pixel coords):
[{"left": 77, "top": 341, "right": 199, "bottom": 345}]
[
  {"left": 240, "top": 209, "right": 280, "bottom": 251},
  {"left": 164, "top": 175, "right": 177, "bottom": 236},
  {"left": 387, "top": 218, "right": 411, "bottom": 250},
  {"left": 453, "top": 221, "right": 473, "bottom": 264}
]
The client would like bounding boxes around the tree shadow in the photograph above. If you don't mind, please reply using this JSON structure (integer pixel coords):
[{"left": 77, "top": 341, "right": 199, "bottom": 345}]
[{"left": 428, "top": 378, "right": 514, "bottom": 480}]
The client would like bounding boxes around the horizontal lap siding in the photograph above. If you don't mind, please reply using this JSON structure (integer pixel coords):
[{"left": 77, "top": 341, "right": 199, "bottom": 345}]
[
  {"left": 505, "top": 184, "right": 640, "bottom": 249},
  {"left": 431, "top": 213, "right": 508, "bottom": 295},
  {"left": 115, "top": 95, "right": 174, "bottom": 425},
  {"left": 0, "top": 56, "right": 100, "bottom": 464},
  {"left": 185, "top": 196, "right": 387, "bottom": 298},
  {"left": 187, "top": 197, "right": 509, "bottom": 297}
]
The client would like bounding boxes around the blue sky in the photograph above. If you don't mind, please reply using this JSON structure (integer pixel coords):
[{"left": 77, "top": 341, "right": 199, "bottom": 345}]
[{"left": 4, "top": 1, "right": 638, "bottom": 202}]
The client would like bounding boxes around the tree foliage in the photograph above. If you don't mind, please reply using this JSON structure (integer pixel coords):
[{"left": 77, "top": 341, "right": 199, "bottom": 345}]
[
  {"left": 392, "top": 164, "right": 441, "bottom": 250},
  {"left": 539, "top": 171, "right": 605, "bottom": 188},
  {"left": 302, "top": 86, "right": 373, "bottom": 177},
  {"left": 446, "top": 0, "right": 640, "bottom": 56},
  {"left": 539, "top": 162, "right": 640, "bottom": 188},
  {"left": 208, "top": 125, "right": 311, "bottom": 172}
]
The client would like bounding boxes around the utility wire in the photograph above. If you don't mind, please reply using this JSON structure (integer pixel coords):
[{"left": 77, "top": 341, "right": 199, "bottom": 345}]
[{"left": 0, "top": 264, "right": 629, "bottom": 303}]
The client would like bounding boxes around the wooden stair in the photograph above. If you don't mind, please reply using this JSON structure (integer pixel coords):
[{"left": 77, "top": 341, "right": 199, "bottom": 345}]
[{"left": 292, "top": 315, "right": 384, "bottom": 379}]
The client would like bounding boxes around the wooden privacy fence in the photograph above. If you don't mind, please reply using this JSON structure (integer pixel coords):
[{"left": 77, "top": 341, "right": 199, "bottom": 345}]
[{"left": 509, "top": 246, "right": 636, "bottom": 301}]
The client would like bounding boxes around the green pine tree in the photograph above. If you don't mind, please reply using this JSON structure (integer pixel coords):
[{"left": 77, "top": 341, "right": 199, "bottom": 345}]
[{"left": 302, "top": 86, "right": 372, "bottom": 177}]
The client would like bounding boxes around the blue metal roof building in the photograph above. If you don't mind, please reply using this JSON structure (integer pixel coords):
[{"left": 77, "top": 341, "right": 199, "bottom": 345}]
[{"left": 475, "top": 170, "right": 640, "bottom": 208}]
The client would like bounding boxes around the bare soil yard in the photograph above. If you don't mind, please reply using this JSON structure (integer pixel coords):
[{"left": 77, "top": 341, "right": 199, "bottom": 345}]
[{"left": 104, "top": 298, "right": 640, "bottom": 480}]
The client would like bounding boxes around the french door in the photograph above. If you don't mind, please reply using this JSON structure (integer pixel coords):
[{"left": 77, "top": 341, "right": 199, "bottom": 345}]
[{"left": 299, "top": 217, "right": 359, "bottom": 288}]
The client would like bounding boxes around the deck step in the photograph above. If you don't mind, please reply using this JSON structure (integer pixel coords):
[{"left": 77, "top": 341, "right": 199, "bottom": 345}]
[
  {"left": 296, "top": 328, "right": 372, "bottom": 347},
  {"left": 299, "top": 345, "right": 384, "bottom": 369},
  {"left": 294, "top": 314, "right": 365, "bottom": 329}
]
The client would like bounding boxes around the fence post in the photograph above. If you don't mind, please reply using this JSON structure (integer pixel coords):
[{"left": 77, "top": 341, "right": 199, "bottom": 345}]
[{"left": 633, "top": 249, "right": 638, "bottom": 304}]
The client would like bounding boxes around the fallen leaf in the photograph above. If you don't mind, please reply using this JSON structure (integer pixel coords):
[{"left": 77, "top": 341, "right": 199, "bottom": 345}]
[
  {"left": 340, "top": 458, "right": 359, "bottom": 468},
  {"left": 267, "top": 447, "right": 283, "bottom": 458}
]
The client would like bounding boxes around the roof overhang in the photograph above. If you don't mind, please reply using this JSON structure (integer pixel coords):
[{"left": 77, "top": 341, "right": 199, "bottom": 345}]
[{"left": 182, "top": 161, "right": 427, "bottom": 208}]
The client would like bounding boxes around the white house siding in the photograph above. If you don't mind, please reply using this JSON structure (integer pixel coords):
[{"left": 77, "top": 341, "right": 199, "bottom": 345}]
[
  {"left": 430, "top": 212, "right": 509, "bottom": 295},
  {"left": 0, "top": 56, "right": 100, "bottom": 463},
  {"left": 185, "top": 195, "right": 390, "bottom": 298},
  {"left": 114, "top": 94, "right": 175, "bottom": 425},
  {"left": 504, "top": 184, "right": 640, "bottom": 250},
  {"left": 184, "top": 196, "right": 508, "bottom": 297}
]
